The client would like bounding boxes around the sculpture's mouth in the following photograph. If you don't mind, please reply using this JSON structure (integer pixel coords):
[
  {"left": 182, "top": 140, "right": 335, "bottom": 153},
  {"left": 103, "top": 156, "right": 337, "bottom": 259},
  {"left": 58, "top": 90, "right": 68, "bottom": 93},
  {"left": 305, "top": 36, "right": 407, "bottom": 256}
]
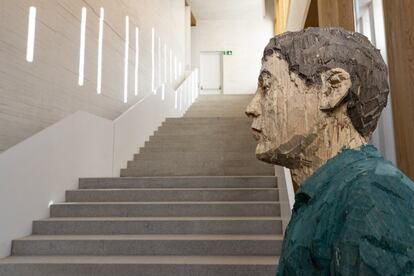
[
  {"left": 251, "top": 129, "right": 272, "bottom": 144},
  {"left": 251, "top": 129, "right": 262, "bottom": 141}
]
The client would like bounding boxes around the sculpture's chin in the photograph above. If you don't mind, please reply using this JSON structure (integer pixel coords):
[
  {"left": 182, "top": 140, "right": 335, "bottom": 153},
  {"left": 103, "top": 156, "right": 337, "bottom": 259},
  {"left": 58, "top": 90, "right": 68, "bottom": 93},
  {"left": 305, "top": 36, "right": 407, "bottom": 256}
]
[{"left": 254, "top": 142, "right": 302, "bottom": 169}]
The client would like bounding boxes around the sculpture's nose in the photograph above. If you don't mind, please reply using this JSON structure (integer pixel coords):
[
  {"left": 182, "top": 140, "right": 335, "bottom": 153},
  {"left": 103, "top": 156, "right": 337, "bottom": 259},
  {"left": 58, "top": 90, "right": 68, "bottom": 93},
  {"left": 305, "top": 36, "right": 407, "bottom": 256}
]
[
  {"left": 246, "top": 91, "right": 263, "bottom": 136},
  {"left": 245, "top": 92, "right": 261, "bottom": 118}
]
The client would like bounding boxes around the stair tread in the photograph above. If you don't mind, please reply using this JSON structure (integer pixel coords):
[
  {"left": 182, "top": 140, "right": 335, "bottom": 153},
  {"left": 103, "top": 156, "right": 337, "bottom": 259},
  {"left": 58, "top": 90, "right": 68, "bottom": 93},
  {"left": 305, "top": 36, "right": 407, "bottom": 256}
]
[
  {"left": 16, "top": 234, "right": 284, "bottom": 241},
  {"left": 37, "top": 216, "right": 282, "bottom": 221},
  {"left": 81, "top": 176, "right": 276, "bottom": 180},
  {"left": 53, "top": 201, "right": 279, "bottom": 205},
  {"left": 0, "top": 255, "right": 279, "bottom": 265},
  {"left": 68, "top": 188, "right": 278, "bottom": 191}
]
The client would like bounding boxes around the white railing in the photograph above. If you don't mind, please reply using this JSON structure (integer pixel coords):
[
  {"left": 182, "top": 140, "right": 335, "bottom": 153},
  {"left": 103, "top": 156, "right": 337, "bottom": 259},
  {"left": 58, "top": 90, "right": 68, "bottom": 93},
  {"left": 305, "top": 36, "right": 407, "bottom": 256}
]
[{"left": 174, "top": 68, "right": 199, "bottom": 112}]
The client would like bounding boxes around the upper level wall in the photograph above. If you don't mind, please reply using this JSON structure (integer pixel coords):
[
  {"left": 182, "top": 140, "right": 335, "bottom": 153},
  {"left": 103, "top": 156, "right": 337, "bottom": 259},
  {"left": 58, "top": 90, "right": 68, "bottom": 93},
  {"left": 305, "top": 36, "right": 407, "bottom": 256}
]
[
  {"left": 0, "top": 0, "right": 186, "bottom": 152},
  {"left": 191, "top": 17, "right": 274, "bottom": 94}
]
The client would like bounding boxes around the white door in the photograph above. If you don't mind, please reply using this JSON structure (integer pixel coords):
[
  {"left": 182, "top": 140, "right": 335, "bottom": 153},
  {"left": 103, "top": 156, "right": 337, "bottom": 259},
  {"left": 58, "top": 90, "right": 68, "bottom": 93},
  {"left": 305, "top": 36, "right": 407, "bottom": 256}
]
[{"left": 200, "top": 52, "right": 222, "bottom": 94}]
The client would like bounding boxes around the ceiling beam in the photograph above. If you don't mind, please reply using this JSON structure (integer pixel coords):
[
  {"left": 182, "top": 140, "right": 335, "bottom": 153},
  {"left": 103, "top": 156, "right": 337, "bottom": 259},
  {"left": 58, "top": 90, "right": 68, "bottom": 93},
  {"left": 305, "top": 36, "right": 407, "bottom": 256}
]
[{"left": 185, "top": 0, "right": 197, "bottom": 26}]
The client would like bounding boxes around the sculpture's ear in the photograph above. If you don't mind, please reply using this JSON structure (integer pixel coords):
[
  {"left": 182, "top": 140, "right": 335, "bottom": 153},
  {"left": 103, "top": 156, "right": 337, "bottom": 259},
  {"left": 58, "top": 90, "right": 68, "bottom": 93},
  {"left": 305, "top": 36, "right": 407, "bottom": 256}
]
[{"left": 319, "top": 68, "right": 351, "bottom": 111}]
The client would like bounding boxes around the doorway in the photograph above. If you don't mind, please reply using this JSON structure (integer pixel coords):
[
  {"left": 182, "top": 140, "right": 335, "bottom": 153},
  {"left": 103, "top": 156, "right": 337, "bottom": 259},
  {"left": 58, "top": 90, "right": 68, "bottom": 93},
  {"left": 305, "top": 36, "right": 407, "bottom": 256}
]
[{"left": 200, "top": 51, "right": 223, "bottom": 94}]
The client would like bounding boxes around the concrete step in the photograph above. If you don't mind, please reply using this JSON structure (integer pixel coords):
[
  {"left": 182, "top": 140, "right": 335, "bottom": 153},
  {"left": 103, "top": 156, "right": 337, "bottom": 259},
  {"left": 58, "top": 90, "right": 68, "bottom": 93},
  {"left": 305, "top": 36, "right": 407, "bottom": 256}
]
[
  {"left": 185, "top": 104, "right": 249, "bottom": 110},
  {"left": 141, "top": 143, "right": 256, "bottom": 152},
  {"left": 184, "top": 105, "right": 250, "bottom": 110},
  {"left": 78, "top": 176, "right": 278, "bottom": 189},
  {"left": 12, "top": 234, "right": 283, "bottom": 256},
  {"left": 144, "top": 140, "right": 255, "bottom": 149},
  {"left": 153, "top": 128, "right": 252, "bottom": 136},
  {"left": 164, "top": 117, "right": 251, "bottom": 123},
  {"left": 158, "top": 124, "right": 251, "bottom": 131},
  {"left": 189, "top": 101, "right": 251, "bottom": 106},
  {"left": 186, "top": 101, "right": 250, "bottom": 104},
  {"left": 121, "top": 165, "right": 274, "bottom": 177},
  {"left": 0, "top": 256, "right": 278, "bottom": 276},
  {"left": 124, "top": 160, "right": 272, "bottom": 175},
  {"left": 185, "top": 105, "right": 249, "bottom": 110},
  {"left": 148, "top": 133, "right": 255, "bottom": 143},
  {"left": 65, "top": 188, "right": 279, "bottom": 202},
  {"left": 184, "top": 112, "right": 248, "bottom": 118},
  {"left": 125, "top": 158, "right": 271, "bottom": 168},
  {"left": 161, "top": 121, "right": 251, "bottom": 127},
  {"left": 50, "top": 202, "right": 281, "bottom": 217},
  {"left": 192, "top": 100, "right": 252, "bottom": 104},
  {"left": 32, "top": 217, "right": 283, "bottom": 235},
  {"left": 134, "top": 150, "right": 257, "bottom": 161},
  {"left": 186, "top": 102, "right": 250, "bottom": 106},
  {"left": 192, "top": 96, "right": 252, "bottom": 102}
]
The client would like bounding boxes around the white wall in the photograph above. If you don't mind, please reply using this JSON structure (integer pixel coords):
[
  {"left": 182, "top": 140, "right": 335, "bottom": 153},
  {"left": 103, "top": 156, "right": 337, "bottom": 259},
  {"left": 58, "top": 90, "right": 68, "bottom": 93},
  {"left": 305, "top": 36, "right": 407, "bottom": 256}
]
[
  {"left": 0, "top": 0, "right": 186, "bottom": 152},
  {"left": 191, "top": 17, "right": 274, "bottom": 94},
  {"left": 0, "top": 69, "right": 198, "bottom": 258},
  {"left": 0, "top": 111, "right": 114, "bottom": 258}
]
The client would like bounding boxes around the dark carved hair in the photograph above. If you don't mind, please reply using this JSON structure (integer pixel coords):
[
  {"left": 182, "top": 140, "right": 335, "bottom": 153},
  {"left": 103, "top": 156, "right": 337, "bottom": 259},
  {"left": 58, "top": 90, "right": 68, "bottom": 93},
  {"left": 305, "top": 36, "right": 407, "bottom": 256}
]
[{"left": 262, "top": 27, "right": 389, "bottom": 137}]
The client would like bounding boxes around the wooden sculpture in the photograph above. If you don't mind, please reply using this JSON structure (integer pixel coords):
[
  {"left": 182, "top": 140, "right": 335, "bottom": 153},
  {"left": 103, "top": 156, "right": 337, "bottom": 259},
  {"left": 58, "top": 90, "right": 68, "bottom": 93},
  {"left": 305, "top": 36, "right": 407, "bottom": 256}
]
[{"left": 246, "top": 28, "right": 414, "bottom": 275}]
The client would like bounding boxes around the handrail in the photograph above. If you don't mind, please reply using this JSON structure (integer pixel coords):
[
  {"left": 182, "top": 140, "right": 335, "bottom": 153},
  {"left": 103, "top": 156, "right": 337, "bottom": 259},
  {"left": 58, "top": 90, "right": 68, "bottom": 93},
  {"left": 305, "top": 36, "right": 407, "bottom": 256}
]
[{"left": 174, "top": 68, "right": 199, "bottom": 111}]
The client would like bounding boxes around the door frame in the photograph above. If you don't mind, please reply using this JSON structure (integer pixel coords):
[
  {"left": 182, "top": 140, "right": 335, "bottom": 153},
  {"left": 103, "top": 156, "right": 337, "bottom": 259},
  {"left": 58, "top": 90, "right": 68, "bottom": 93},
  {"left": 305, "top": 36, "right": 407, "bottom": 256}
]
[{"left": 199, "top": 51, "right": 223, "bottom": 94}]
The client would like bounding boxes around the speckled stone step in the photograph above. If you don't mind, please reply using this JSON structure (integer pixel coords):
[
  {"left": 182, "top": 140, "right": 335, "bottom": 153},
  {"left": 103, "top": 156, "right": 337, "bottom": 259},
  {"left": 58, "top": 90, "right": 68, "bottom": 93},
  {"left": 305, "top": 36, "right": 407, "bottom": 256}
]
[
  {"left": 78, "top": 176, "right": 278, "bottom": 189},
  {"left": 65, "top": 188, "right": 279, "bottom": 202},
  {"left": 50, "top": 202, "right": 281, "bottom": 217},
  {"left": 32, "top": 217, "right": 283, "bottom": 235},
  {"left": 11, "top": 234, "right": 283, "bottom": 256},
  {"left": 0, "top": 256, "right": 278, "bottom": 276}
]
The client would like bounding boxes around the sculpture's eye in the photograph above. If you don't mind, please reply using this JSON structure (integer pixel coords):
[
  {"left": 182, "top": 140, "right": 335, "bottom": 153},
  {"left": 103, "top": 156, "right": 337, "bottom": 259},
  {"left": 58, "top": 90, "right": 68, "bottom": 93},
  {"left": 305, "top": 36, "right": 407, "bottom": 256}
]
[
  {"left": 258, "top": 75, "right": 264, "bottom": 88},
  {"left": 259, "top": 70, "right": 272, "bottom": 96}
]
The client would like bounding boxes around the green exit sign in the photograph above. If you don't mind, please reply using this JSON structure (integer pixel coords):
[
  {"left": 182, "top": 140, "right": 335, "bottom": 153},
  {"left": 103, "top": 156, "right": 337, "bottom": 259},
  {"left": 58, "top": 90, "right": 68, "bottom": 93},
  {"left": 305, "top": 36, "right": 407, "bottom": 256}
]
[{"left": 223, "top": 50, "right": 233, "bottom": 55}]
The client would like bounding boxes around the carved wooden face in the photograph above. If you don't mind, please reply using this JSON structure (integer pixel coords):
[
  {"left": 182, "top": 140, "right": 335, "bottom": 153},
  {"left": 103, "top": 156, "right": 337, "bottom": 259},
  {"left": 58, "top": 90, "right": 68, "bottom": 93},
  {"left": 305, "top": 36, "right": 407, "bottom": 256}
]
[
  {"left": 246, "top": 53, "right": 340, "bottom": 168},
  {"left": 246, "top": 53, "right": 351, "bottom": 168}
]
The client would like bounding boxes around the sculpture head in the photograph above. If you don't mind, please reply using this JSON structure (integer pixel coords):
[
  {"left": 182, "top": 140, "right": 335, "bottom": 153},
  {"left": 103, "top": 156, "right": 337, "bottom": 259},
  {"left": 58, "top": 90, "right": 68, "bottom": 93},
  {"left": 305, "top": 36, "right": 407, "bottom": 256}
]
[{"left": 246, "top": 28, "right": 389, "bottom": 183}]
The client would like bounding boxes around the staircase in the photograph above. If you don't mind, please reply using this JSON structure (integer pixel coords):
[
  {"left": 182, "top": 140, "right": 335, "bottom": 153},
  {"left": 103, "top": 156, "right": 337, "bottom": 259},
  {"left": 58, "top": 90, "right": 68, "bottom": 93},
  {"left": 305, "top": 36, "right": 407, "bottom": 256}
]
[{"left": 0, "top": 95, "right": 282, "bottom": 276}]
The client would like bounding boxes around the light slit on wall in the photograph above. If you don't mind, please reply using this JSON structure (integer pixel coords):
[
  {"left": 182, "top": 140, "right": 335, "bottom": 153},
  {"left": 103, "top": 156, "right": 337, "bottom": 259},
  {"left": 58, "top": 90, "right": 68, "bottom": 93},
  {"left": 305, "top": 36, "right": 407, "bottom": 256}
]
[
  {"left": 161, "top": 84, "right": 165, "bottom": 101},
  {"left": 179, "top": 61, "right": 182, "bottom": 77},
  {"left": 194, "top": 73, "right": 197, "bottom": 101},
  {"left": 190, "top": 76, "right": 193, "bottom": 103},
  {"left": 174, "top": 56, "right": 177, "bottom": 80},
  {"left": 179, "top": 87, "right": 182, "bottom": 111},
  {"left": 134, "top": 27, "right": 139, "bottom": 96},
  {"left": 123, "top": 16, "right": 129, "bottom": 103},
  {"left": 26, "top": 7, "right": 37, "bottom": 63},
  {"left": 184, "top": 80, "right": 187, "bottom": 106},
  {"left": 174, "top": 90, "right": 178, "bottom": 109},
  {"left": 158, "top": 36, "right": 161, "bottom": 87},
  {"left": 78, "top": 7, "right": 87, "bottom": 86},
  {"left": 170, "top": 49, "right": 173, "bottom": 83},
  {"left": 151, "top": 28, "right": 155, "bottom": 94},
  {"left": 164, "top": 44, "right": 167, "bottom": 83},
  {"left": 195, "top": 68, "right": 199, "bottom": 97},
  {"left": 97, "top": 7, "right": 104, "bottom": 94}
]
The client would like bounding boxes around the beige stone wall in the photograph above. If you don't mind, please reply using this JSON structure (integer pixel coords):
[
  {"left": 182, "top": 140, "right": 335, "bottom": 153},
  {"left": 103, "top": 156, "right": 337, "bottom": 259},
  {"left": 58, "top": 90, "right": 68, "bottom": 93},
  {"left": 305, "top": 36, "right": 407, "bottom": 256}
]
[{"left": 0, "top": 0, "right": 186, "bottom": 152}]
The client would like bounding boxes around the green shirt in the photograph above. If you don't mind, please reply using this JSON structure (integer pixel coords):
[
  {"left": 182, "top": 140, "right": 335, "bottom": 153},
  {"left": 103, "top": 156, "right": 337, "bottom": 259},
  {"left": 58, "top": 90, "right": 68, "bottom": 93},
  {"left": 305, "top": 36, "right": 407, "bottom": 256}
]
[{"left": 277, "top": 145, "right": 414, "bottom": 276}]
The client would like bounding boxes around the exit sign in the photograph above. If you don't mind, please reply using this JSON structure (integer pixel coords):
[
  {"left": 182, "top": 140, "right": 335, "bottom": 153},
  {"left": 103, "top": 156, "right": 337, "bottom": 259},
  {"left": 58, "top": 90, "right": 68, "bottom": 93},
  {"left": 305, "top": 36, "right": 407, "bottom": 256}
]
[{"left": 224, "top": 50, "right": 233, "bottom": 55}]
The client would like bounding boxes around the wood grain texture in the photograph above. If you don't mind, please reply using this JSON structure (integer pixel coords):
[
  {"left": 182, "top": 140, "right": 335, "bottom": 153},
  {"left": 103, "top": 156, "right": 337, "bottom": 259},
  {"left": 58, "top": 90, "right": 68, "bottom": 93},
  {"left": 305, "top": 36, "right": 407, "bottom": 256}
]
[
  {"left": 382, "top": 0, "right": 414, "bottom": 180},
  {"left": 317, "top": 0, "right": 354, "bottom": 31},
  {"left": 274, "top": 0, "right": 291, "bottom": 34},
  {"left": 304, "top": 0, "right": 319, "bottom": 28},
  {"left": 0, "top": 0, "right": 186, "bottom": 152}
]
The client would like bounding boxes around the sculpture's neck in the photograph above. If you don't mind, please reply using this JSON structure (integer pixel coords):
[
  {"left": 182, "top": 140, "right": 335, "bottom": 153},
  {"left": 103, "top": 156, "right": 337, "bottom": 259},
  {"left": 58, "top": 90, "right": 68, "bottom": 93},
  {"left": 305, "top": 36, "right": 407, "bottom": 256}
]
[{"left": 290, "top": 106, "right": 367, "bottom": 186}]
